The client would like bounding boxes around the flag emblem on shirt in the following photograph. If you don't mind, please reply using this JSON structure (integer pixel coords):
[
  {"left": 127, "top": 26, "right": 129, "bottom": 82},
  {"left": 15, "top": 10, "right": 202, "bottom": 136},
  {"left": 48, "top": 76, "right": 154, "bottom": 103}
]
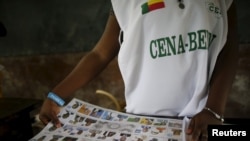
[{"left": 141, "top": 0, "right": 165, "bottom": 14}]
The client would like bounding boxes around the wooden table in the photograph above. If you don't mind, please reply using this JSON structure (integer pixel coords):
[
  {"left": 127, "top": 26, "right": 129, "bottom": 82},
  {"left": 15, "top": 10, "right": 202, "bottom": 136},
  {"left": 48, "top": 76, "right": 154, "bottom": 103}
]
[{"left": 0, "top": 98, "right": 42, "bottom": 141}]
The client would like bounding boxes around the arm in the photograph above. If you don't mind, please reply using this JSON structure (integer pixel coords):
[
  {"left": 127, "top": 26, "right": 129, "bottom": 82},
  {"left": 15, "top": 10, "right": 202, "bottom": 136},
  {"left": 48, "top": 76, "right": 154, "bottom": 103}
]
[
  {"left": 39, "top": 10, "right": 121, "bottom": 127},
  {"left": 205, "top": 1, "right": 238, "bottom": 117},
  {"left": 52, "top": 12, "right": 121, "bottom": 100},
  {"left": 187, "top": 1, "right": 239, "bottom": 140}
]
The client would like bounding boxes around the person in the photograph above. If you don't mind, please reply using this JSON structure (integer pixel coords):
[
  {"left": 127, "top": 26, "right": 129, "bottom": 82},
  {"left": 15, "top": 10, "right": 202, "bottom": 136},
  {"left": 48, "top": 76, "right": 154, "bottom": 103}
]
[{"left": 39, "top": 0, "right": 238, "bottom": 141}]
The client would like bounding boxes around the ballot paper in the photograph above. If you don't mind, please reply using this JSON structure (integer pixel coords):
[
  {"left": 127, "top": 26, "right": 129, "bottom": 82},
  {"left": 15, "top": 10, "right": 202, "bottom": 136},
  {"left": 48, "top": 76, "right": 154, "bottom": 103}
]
[{"left": 30, "top": 98, "right": 186, "bottom": 141}]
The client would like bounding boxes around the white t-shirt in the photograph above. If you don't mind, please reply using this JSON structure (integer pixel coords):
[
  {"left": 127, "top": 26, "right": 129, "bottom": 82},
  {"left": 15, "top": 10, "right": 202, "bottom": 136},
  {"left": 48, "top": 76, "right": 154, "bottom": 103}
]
[{"left": 111, "top": 0, "right": 233, "bottom": 117}]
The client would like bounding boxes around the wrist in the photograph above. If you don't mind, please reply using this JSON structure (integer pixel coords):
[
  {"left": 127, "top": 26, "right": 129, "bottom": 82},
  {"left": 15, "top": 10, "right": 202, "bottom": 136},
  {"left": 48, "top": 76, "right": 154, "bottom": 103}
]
[
  {"left": 47, "top": 92, "right": 65, "bottom": 107},
  {"left": 203, "top": 107, "right": 224, "bottom": 123}
]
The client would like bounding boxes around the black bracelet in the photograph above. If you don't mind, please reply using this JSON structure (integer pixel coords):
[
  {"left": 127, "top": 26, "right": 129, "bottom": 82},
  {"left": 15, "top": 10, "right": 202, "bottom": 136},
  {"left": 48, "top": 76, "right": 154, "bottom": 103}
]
[{"left": 204, "top": 107, "right": 224, "bottom": 122}]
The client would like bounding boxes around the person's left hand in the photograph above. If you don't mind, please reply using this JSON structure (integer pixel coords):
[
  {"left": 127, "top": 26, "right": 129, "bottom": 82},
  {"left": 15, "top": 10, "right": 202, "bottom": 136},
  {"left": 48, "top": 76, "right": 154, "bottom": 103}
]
[{"left": 186, "top": 109, "right": 223, "bottom": 141}]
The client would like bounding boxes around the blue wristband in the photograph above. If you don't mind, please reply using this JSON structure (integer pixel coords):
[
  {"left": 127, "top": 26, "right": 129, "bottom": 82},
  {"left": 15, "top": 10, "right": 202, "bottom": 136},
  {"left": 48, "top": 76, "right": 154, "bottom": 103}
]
[{"left": 47, "top": 92, "right": 65, "bottom": 106}]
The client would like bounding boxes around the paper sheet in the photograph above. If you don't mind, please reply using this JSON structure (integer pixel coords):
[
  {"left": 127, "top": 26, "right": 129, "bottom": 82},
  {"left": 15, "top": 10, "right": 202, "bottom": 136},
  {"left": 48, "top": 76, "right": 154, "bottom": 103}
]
[{"left": 30, "top": 98, "right": 186, "bottom": 141}]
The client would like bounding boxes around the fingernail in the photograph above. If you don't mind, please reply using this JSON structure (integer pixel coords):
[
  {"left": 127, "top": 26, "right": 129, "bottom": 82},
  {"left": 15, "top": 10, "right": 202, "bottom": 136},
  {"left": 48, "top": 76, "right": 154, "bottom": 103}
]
[
  {"left": 186, "top": 128, "right": 192, "bottom": 133},
  {"left": 56, "top": 124, "right": 61, "bottom": 128}
]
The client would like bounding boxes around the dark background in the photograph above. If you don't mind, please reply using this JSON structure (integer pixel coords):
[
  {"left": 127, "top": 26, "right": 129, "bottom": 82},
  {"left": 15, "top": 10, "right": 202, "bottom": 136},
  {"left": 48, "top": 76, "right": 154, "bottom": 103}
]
[
  {"left": 0, "top": 0, "right": 110, "bottom": 56},
  {"left": 0, "top": 0, "right": 249, "bottom": 57}
]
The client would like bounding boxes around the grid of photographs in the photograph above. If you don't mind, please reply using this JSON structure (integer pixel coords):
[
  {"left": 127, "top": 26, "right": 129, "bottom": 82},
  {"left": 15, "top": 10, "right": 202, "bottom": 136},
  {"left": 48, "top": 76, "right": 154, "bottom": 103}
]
[{"left": 30, "top": 98, "right": 184, "bottom": 141}]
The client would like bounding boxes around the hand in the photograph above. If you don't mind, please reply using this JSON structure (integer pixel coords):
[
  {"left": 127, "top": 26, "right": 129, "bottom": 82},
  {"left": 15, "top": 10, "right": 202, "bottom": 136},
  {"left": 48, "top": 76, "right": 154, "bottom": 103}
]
[
  {"left": 39, "top": 99, "right": 61, "bottom": 128},
  {"left": 186, "top": 109, "right": 223, "bottom": 141}
]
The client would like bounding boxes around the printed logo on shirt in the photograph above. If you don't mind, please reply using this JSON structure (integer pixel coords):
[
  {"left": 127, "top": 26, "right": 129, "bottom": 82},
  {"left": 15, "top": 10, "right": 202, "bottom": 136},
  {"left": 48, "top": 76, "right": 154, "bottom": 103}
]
[
  {"left": 149, "top": 29, "right": 217, "bottom": 59},
  {"left": 205, "top": 0, "right": 222, "bottom": 18},
  {"left": 141, "top": 0, "right": 165, "bottom": 15}
]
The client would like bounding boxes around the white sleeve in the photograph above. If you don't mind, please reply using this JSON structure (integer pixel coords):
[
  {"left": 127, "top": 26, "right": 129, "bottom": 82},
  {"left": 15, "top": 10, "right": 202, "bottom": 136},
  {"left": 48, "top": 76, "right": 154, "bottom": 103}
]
[{"left": 226, "top": 0, "right": 234, "bottom": 10}]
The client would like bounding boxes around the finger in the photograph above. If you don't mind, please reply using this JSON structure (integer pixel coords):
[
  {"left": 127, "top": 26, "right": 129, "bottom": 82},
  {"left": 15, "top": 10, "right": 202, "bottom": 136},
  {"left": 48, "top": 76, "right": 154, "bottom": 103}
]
[
  {"left": 190, "top": 121, "right": 201, "bottom": 141},
  {"left": 51, "top": 110, "right": 61, "bottom": 128},
  {"left": 186, "top": 118, "right": 195, "bottom": 134},
  {"left": 200, "top": 128, "right": 208, "bottom": 141},
  {"left": 200, "top": 134, "right": 208, "bottom": 141},
  {"left": 191, "top": 130, "right": 201, "bottom": 141},
  {"left": 39, "top": 115, "right": 50, "bottom": 125},
  {"left": 186, "top": 134, "right": 192, "bottom": 141}
]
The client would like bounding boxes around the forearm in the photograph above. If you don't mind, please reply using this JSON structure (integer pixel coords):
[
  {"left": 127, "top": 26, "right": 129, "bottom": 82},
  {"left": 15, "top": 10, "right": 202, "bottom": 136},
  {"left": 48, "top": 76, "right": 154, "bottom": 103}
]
[
  {"left": 206, "top": 2, "right": 238, "bottom": 115},
  {"left": 47, "top": 12, "right": 120, "bottom": 101},
  {"left": 206, "top": 43, "right": 238, "bottom": 115},
  {"left": 50, "top": 51, "right": 112, "bottom": 100}
]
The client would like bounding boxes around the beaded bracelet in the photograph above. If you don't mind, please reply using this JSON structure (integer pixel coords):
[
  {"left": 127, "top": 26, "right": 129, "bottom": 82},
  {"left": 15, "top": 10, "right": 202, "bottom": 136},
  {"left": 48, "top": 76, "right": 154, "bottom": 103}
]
[
  {"left": 47, "top": 92, "right": 65, "bottom": 106},
  {"left": 204, "top": 107, "right": 224, "bottom": 122}
]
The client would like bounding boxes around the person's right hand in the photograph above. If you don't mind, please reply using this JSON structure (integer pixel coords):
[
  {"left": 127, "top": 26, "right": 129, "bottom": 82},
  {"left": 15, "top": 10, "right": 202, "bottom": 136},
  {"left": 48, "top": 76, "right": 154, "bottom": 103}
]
[{"left": 39, "top": 98, "right": 61, "bottom": 128}]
